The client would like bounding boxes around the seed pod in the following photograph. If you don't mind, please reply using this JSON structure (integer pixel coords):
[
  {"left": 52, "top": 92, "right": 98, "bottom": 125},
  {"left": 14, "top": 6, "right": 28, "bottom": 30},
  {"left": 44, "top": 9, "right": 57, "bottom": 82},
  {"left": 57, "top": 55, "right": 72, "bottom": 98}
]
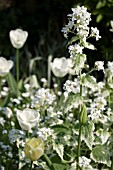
[{"left": 79, "top": 104, "right": 87, "bottom": 125}]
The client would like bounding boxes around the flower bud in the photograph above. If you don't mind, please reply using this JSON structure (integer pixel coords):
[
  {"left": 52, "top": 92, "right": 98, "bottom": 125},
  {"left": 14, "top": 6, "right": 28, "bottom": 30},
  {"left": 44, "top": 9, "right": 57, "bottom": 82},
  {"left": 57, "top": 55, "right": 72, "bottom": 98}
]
[
  {"left": 24, "top": 137, "right": 44, "bottom": 161},
  {"left": 79, "top": 105, "right": 87, "bottom": 125}
]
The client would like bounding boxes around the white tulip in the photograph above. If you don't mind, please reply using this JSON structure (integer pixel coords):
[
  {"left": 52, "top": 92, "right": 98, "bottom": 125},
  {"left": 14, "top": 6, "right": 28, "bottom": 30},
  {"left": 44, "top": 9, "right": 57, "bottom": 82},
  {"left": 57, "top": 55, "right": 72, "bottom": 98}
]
[
  {"left": 9, "top": 28, "right": 28, "bottom": 49},
  {"left": 0, "top": 57, "right": 13, "bottom": 77},
  {"left": 110, "top": 21, "right": 113, "bottom": 32},
  {"left": 16, "top": 108, "right": 40, "bottom": 131},
  {"left": 51, "top": 57, "right": 69, "bottom": 77}
]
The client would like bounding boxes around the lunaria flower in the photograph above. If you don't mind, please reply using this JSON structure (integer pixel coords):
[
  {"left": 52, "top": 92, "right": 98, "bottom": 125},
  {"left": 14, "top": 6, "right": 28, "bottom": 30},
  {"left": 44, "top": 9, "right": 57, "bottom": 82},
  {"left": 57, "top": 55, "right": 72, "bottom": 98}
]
[
  {"left": 90, "top": 27, "right": 101, "bottom": 41},
  {"left": 24, "top": 137, "right": 44, "bottom": 161},
  {"left": 95, "top": 61, "right": 104, "bottom": 71},
  {"left": 0, "top": 57, "right": 13, "bottom": 77},
  {"left": 16, "top": 108, "right": 39, "bottom": 131},
  {"left": 9, "top": 28, "right": 28, "bottom": 49},
  {"left": 31, "top": 88, "right": 56, "bottom": 108},
  {"left": 51, "top": 57, "right": 69, "bottom": 77}
]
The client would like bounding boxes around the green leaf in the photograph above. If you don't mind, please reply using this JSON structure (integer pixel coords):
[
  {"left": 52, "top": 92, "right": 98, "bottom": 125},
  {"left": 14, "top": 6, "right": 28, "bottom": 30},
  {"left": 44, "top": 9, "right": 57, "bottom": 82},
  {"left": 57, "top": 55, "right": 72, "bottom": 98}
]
[
  {"left": 96, "top": 14, "right": 103, "bottom": 23},
  {"left": 18, "top": 79, "right": 24, "bottom": 91},
  {"left": 67, "top": 35, "right": 79, "bottom": 46},
  {"left": 64, "top": 93, "right": 83, "bottom": 112},
  {"left": 53, "top": 163, "right": 70, "bottom": 170},
  {"left": 1, "top": 92, "right": 10, "bottom": 107},
  {"left": 37, "top": 162, "right": 50, "bottom": 170},
  {"left": 29, "top": 75, "right": 40, "bottom": 88},
  {"left": 6, "top": 72, "right": 17, "bottom": 95},
  {"left": 90, "top": 145, "right": 111, "bottom": 167},
  {"left": 53, "top": 143, "right": 64, "bottom": 161},
  {"left": 84, "top": 42, "right": 96, "bottom": 50},
  {"left": 29, "top": 56, "right": 42, "bottom": 74},
  {"left": 95, "top": 128, "right": 110, "bottom": 145},
  {"left": 52, "top": 124, "right": 71, "bottom": 135},
  {"left": 81, "top": 74, "right": 98, "bottom": 90},
  {"left": 82, "top": 121, "right": 95, "bottom": 150},
  {"left": 74, "top": 54, "right": 86, "bottom": 75}
]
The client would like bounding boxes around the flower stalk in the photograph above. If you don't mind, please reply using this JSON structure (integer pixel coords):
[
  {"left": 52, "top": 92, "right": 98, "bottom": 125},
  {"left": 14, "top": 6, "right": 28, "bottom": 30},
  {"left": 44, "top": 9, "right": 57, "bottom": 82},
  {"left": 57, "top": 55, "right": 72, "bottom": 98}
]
[
  {"left": 77, "top": 123, "right": 82, "bottom": 170},
  {"left": 77, "top": 74, "right": 83, "bottom": 170},
  {"left": 30, "top": 161, "right": 33, "bottom": 170},
  {"left": 43, "top": 153, "right": 55, "bottom": 170},
  {"left": 16, "top": 48, "right": 19, "bottom": 83}
]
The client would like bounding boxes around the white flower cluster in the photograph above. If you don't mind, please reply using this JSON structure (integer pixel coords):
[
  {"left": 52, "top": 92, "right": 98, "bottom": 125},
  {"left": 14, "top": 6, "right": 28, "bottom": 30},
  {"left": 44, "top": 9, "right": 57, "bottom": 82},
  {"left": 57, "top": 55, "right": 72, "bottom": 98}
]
[
  {"left": 31, "top": 88, "right": 56, "bottom": 108},
  {"left": 37, "top": 127, "right": 56, "bottom": 141},
  {"left": 62, "top": 6, "right": 91, "bottom": 39},
  {"left": 63, "top": 79, "right": 80, "bottom": 94},
  {"left": 95, "top": 61, "right": 104, "bottom": 71},
  {"left": 88, "top": 96, "right": 107, "bottom": 122},
  {"left": 91, "top": 27, "right": 101, "bottom": 41},
  {"left": 68, "top": 44, "right": 84, "bottom": 55},
  {"left": 8, "top": 129, "right": 25, "bottom": 144}
]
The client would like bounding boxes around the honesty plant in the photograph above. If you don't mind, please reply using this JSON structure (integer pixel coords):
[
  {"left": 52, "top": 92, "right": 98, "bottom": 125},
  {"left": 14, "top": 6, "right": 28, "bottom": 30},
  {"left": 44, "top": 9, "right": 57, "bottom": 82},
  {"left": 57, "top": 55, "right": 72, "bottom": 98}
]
[{"left": 1, "top": 5, "right": 113, "bottom": 170}]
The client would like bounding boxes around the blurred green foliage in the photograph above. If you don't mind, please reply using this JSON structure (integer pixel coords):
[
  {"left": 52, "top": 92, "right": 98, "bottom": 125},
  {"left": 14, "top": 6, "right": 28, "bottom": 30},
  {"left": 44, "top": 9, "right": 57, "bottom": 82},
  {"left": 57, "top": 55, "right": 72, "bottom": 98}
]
[{"left": 0, "top": 0, "right": 113, "bottom": 77}]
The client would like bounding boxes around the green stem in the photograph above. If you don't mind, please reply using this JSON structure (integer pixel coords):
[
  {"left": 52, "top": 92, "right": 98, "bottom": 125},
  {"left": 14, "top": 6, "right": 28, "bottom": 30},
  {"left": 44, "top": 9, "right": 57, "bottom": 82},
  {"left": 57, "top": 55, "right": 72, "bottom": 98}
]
[
  {"left": 16, "top": 48, "right": 19, "bottom": 83},
  {"left": 57, "top": 77, "right": 61, "bottom": 92},
  {"left": 30, "top": 161, "right": 33, "bottom": 170},
  {"left": 43, "top": 153, "right": 55, "bottom": 170},
  {"left": 76, "top": 73, "right": 82, "bottom": 170},
  {"left": 77, "top": 123, "right": 82, "bottom": 170},
  {"left": 80, "top": 84, "right": 82, "bottom": 96},
  {"left": 86, "top": 68, "right": 95, "bottom": 76}
]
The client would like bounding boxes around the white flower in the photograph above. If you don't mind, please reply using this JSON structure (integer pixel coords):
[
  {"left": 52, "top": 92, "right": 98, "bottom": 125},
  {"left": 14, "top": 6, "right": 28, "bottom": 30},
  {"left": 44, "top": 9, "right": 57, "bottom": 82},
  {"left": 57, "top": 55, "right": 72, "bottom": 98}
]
[
  {"left": 0, "top": 57, "right": 13, "bottom": 77},
  {"left": 3, "top": 107, "right": 13, "bottom": 119},
  {"left": 91, "top": 27, "right": 101, "bottom": 41},
  {"left": 31, "top": 88, "right": 56, "bottom": 107},
  {"left": 0, "top": 117, "right": 5, "bottom": 126},
  {"left": 9, "top": 28, "right": 28, "bottom": 49},
  {"left": 68, "top": 44, "right": 84, "bottom": 55},
  {"left": 16, "top": 108, "right": 39, "bottom": 131},
  {"left": 95, "top": 61, "right": 104, "bottom": 71},
  {"left": 62, "top": 6, "right": 91, "bottom": 40},
  {"left": 79, "top": 156, "right": 91, "bottom": 167},
  {"left": 51, "top": 57, "right": 69, "bottom": 77}
]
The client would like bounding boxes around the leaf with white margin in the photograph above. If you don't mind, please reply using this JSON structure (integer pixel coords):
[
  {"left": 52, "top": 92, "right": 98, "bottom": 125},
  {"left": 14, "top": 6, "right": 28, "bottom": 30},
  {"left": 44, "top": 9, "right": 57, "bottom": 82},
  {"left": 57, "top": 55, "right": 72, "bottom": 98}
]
[
  {"left": 53, "top": 143, "right": 74, "bottom": 164},
  {"left": 90, "top": 145, "right": 111, "bottom": 167},
  {"left": 81, "top": 121, "right": 95, "bottom": 150},
  {"left": 34, "top": 161, "right": 50, "bottom": 170},
  {"left": 64, "top": 92, "right": 83, "bottom": 112},
  {"left": 95, "top": 128, "right": 111, "bottom": 144},
  {"left": 53, "top": 143, "right": 64, "bottom": 161},
  {"left": 81, "top": 74, "right": 98, "bottom": 90},
  {"left": 74, "top": 54, "right": 86, "bottom": 75}
]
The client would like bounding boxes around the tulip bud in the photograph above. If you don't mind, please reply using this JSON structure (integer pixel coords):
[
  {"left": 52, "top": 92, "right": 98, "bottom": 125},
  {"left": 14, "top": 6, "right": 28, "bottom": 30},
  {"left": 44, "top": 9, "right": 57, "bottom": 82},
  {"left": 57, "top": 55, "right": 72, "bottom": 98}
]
[
  {"left": 79, "top": 104, "right": 87, "bottom": 125},
  {"left": 24, "top": 137, "right": 44, "bottom": 161}
]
